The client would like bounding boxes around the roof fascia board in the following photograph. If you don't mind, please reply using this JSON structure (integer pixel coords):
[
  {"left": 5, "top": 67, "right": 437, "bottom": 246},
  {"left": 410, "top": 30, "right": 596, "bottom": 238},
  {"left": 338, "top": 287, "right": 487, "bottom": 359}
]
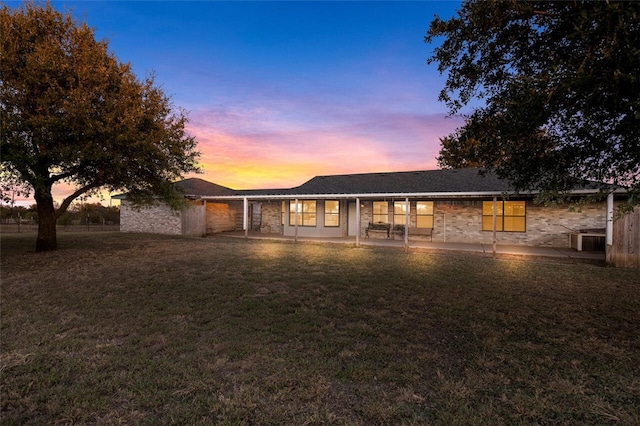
[
  {"left": 199, "top": 188, "right": 619, "bottom": 201},
  {"left": 202, "top": 191, "right": 518, "bottom": 201}
]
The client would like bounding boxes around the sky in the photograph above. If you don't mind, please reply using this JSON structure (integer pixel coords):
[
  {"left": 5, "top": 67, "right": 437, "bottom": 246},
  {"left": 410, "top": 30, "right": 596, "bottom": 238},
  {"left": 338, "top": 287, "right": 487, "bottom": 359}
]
[{"left": 8, "top": 1, "right": 466, "bottom": 206}]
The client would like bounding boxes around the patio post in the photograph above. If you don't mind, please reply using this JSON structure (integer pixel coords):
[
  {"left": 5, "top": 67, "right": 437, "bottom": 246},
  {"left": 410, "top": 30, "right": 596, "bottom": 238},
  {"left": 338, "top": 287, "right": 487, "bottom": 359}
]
[
  {"left": 606, "top": 192, "right": 613, "bottom": 246},
  {"left": 492, "top": 196, "right": 497, "bottom": 256},
  {"left": 243, "top": 197, "right": 248, "bottom": 238},
  {"left": 356, "top": 198, "right": 361, "bottom": 247},
  {"left": 404, "top": 197, "right": 409, "bottom": 250},
  {"left": 294, "top": 198, "right": 299, "bottom": 243}
]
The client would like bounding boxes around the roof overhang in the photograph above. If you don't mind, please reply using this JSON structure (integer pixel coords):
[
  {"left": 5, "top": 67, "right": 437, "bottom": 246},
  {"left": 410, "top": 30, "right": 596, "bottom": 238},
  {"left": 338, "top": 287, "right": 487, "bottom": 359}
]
[{"left": 199, "top": 188, "right": 619, "bottom": 201}]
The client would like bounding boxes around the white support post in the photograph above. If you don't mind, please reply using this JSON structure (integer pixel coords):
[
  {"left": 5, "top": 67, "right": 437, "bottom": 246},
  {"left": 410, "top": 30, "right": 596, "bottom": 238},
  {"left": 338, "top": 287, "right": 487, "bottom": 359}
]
[
  {"left": 243, "top": 197, "right": 248, "bottom": 238},
  {"left": 404, "top": 197, "right": 409, "bottom": 250},
  {"left": 606, "top": 192, "right": 614, "bottom": 246},
  {"left": 203, "top": 200, "right": 207, "bottom": 236},
  {"left": 356, "top": 198, "right": 361, "bottom": 247},
  {"left": 294, "top": 198, "right": 299, "bottom": 243},
  {"left": 492, "top": 196, "right": 497, "bottom": 256}
]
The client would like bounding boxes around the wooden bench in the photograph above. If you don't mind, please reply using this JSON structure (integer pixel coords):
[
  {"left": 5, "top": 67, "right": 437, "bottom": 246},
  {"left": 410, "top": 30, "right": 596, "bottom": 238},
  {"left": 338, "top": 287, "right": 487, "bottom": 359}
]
[
  {"left": 365, "top": 222, "right": 391, "bottom": 238},
  {"left": 392, "top": 225, "right": 433, "bottom": 241}
]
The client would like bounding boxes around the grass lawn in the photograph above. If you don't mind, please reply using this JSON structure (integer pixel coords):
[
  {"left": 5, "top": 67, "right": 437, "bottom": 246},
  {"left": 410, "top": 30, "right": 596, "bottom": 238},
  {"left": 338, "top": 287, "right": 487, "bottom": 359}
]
[{"left": 1, "top": 232, "right": 639, "bottom": 425}]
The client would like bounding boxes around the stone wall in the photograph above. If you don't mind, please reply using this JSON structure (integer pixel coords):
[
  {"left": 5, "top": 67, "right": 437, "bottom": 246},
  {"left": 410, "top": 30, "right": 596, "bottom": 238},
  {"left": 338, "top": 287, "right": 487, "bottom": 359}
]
[
  {"left": 358, "top": 199, "right": 605, "bottom": 247},
  {"left": 433, "top": 200, "right": 606, "bottom": 246},
  {"left": 260, "top": 202, "right": 282, "bottom": 234},
  {"left": 120, "top": 200, "right": 182, "bottom": 235},
  {"left": 205, "top": 201, "right": 240, "bottom": 233}
]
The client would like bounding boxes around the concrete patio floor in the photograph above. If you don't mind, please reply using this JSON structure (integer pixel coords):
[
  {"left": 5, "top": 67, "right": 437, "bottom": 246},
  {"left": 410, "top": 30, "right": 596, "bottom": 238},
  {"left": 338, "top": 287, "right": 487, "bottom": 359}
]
[{"left": 216, "top": 231, "right": 606, "bottom": 263}]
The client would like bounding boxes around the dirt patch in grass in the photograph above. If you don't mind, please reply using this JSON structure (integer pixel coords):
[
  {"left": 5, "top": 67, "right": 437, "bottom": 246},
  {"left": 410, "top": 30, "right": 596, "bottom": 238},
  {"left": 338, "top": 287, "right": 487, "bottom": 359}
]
[{"left": 2, "top": 232, "right": 639, "bottom": 424}]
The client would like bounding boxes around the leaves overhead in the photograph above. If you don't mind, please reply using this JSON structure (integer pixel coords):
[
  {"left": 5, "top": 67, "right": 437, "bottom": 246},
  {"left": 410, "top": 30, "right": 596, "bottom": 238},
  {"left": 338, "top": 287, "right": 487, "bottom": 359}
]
[
  {"left": 0, "top": 2, "right": 200, "bottom": 206},
  {"left": 0, "top": 1, "right": 200, "bottom": 250},
  {"left": 426, "top": 1, "right": 640, "bottom": 208}
]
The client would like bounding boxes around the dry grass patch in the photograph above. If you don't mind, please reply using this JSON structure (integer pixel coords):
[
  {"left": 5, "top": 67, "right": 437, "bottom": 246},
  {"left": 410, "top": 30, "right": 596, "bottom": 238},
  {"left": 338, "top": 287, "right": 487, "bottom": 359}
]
[{"left": 1, "top": 232, "right": 639, "bottom": 425}]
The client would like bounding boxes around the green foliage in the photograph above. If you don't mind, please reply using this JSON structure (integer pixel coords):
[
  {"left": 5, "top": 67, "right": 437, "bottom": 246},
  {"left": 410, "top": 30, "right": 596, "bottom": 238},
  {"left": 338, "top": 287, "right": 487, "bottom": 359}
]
[
  {"left": 0, "top": 2, "right": 200, "bottom": 249},
  {"left": 427, "top": 1, "right": 640, "bottom": 210}
]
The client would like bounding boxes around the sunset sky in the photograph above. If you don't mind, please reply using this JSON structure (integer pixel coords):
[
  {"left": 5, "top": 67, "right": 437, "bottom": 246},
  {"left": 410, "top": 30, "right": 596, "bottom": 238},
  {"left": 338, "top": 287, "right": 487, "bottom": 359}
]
[{"left": 9, "top": 1, "right": 467, "bottom": 206}]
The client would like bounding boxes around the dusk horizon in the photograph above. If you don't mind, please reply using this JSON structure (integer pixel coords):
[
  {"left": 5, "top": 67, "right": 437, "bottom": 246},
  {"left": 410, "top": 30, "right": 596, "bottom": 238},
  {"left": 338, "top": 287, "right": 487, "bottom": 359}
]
[{"left": 5, "top": 1, "right": 466, "bottom": 206}]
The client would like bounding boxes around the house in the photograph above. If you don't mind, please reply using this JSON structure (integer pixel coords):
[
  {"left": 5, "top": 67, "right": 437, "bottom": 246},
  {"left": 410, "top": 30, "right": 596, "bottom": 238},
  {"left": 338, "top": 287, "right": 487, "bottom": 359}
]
[{"left": 118, "top": 168, "right": 621, "bottom": 250}]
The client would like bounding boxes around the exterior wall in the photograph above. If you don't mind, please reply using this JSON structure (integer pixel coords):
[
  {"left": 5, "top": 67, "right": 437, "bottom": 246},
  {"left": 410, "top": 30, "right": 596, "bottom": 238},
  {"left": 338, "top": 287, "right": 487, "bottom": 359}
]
[
  {"left": 282, "top": 200, "right": 344, "bottom": 238},
  {"left": 260, "top": 202, "right": 282, "bottom": 234},
  {"left": 150, "top": 196, "right": 605, "bottom": 248},
  {"left": 120, "top": 200, "right": 182, "bottom": 235},
  {"left": 433, "top": 199, "right": 606, "bottom": 247},
  {"left": 357, "top": 199, "right": 605, "bottom": 247},
  {"left": 205, "top": 201, "right": 241, "bottom": 233}
]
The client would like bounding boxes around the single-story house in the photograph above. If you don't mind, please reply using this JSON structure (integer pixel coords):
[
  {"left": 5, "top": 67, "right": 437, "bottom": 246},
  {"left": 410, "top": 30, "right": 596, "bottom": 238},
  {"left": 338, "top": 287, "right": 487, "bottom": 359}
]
[{"left": 118, "top": 168, "right": 623, "bottom": 251}]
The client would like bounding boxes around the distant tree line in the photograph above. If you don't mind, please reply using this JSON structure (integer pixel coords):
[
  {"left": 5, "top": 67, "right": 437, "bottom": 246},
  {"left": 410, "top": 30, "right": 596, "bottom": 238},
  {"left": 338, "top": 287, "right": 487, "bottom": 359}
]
[{"left": 0, "top": 203, "right": 119, "bottom": 225}]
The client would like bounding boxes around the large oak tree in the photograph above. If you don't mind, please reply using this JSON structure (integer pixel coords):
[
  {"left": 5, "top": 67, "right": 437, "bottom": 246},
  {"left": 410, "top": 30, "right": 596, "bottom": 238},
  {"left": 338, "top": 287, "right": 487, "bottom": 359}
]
[
  {"left": 1, "top": 2, "right": 200, "bottom": 251},
  {"left": 426, "top": 1, "right": 640, "bottom": 210}
]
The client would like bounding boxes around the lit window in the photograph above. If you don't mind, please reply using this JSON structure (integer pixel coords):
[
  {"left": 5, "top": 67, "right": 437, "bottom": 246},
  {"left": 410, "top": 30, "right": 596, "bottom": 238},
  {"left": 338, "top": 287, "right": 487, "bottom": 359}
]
[
  {"left": 394, "top": 201, "right": 408, "bottom": 225},
  {"left": 373, "top": 201, "right": 388, "bottom": 223},
  {"left": 416, "top": 201, "right": 434, "bottom": 228},
  {"left": 289, "top": 200, "right": 317, "bottom": 226},
  {"left": 324, "top": 200, "right": 340, "bottom": 227},
  {"left": 482, "top": 200, "right": 526, "bottom": 232}
]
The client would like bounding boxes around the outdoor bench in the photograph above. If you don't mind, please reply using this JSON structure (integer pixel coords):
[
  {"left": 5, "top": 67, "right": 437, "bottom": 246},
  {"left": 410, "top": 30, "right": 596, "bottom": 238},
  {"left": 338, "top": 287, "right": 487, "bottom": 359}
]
[
  {"left": 365, "top": 222, "right": 391, "bottom": 238},
  {"left": 392, "top": 225, "right": 433, "bottom": 241}
]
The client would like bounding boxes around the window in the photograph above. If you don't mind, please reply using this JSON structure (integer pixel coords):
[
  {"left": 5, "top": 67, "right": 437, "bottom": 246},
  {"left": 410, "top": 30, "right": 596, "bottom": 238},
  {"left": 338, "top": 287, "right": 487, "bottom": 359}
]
[
  {"left": 324, "top": 200, "right": 340, "bottom": 227},
  {"left": 373, "top": 201, "right": 388, "bottom": 223},
  {"left": 394, "top": 201, "right": 409, "bottom": 225},
  {"left": 289, "top": 200, "right": 317, "bottom": 226},
  {"left": 482, "top": 200, "right": 526, "bottom": 232},
  {"left": 416, "top": 201, "right": 434, "bottom": 228}
]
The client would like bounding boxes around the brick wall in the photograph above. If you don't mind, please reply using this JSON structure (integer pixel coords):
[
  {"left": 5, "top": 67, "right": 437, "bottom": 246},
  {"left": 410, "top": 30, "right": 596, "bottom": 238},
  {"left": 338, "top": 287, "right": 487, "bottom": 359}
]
[
  {"left": 358, "top": 199, "right": 605, "bottom": 247},
  {"left": 260, "top": 202, "right": 282, "bottom": 234},
  {"left": 205, "top": 201, "right": 241, "bottom": 233},
  {"left": 120, "top": 200, "right": 182, "bottom": 235},
  {"left": 433, "top": 200, "right": 606, "bottom": 246}
]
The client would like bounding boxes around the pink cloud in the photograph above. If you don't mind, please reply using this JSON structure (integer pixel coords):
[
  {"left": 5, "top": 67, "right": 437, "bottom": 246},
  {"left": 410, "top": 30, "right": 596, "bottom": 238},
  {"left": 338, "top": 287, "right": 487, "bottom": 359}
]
[{"left": 186, "top": 106, "right": 464, "bottom": 189}]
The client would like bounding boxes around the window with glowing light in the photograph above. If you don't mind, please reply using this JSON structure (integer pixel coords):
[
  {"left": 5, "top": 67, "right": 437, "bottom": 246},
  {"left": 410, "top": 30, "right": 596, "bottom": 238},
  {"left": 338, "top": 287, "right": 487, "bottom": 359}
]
[
  {"left": 393, "top": 201, "right": 409, "bottom": 225},
  {"left": 416, "top": 201, "right": 434, "bottom": 228},
  {"left": 324, "top": 200, "right": 340, "bottom": 227},
  {"left": 372, "top": 201, "right": 388, "bottom": 223},
  {"left": 289, "top": 200, "right": 317, "bottom": 226},
  {"left": 482, "top": 200, "right": 526, "bottom": 232}
]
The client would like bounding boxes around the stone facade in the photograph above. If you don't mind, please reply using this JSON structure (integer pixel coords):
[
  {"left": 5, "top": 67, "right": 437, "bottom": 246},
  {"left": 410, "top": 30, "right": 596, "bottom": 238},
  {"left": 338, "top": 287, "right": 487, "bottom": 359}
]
[
  {"left": 120, "top": 201, "right": 182, "bottom": 235},
  {"left": 121, "top": 196, "right": 606, "bottom": 248},
  {"left": 356, "top": 199, "right": 605, "bottom": 247},
  {"left": 205, "top": 201, "right": 241, "bottom": 233},
  {"left": 433, "top": 200, "right": 605, "bottom": 247},
  {"left": 260, "top": 202, "right": 283, "bottom": 234}
]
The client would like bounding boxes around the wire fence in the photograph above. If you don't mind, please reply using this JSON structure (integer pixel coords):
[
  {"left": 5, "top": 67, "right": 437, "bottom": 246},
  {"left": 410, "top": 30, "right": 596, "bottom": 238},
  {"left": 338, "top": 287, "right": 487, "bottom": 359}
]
[{"left": 1, "top": 224, "right": 120, "bottom": 234}]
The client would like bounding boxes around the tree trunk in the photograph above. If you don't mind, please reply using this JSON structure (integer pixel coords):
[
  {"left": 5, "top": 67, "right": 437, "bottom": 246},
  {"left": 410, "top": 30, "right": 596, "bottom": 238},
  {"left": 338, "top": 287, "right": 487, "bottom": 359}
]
[{"left": 34, "top": 187, "right": 58, "bottom": 252}]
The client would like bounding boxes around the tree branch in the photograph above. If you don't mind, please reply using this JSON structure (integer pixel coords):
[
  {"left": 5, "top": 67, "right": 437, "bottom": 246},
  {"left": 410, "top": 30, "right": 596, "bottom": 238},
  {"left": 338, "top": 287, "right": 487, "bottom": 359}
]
[{"left": 55, "top": 183, "right": 102, "bottom": 219}]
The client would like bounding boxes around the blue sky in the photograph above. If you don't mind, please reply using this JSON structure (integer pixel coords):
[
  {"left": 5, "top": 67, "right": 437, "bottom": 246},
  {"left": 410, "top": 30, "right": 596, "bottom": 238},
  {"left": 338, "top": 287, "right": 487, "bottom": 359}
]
[{"left": 11, "top": 0, "right": 466, "bottom": 203}]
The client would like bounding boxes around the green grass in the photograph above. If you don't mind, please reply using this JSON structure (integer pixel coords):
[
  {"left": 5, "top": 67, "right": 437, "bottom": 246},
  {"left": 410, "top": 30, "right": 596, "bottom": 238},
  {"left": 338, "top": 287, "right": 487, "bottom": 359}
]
[{"left": 1, "top": 232, "right": 639, "bottom": 425}]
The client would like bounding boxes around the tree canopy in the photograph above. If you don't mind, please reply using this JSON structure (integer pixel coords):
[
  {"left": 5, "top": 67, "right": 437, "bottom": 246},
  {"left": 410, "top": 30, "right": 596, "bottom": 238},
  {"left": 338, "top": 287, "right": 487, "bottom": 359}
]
[
  {"left": 1, "top": 2, "right": 200, "bottom": 251},
  {"left": 426, "top": 0, "right": 640, "bottom": 210}
]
